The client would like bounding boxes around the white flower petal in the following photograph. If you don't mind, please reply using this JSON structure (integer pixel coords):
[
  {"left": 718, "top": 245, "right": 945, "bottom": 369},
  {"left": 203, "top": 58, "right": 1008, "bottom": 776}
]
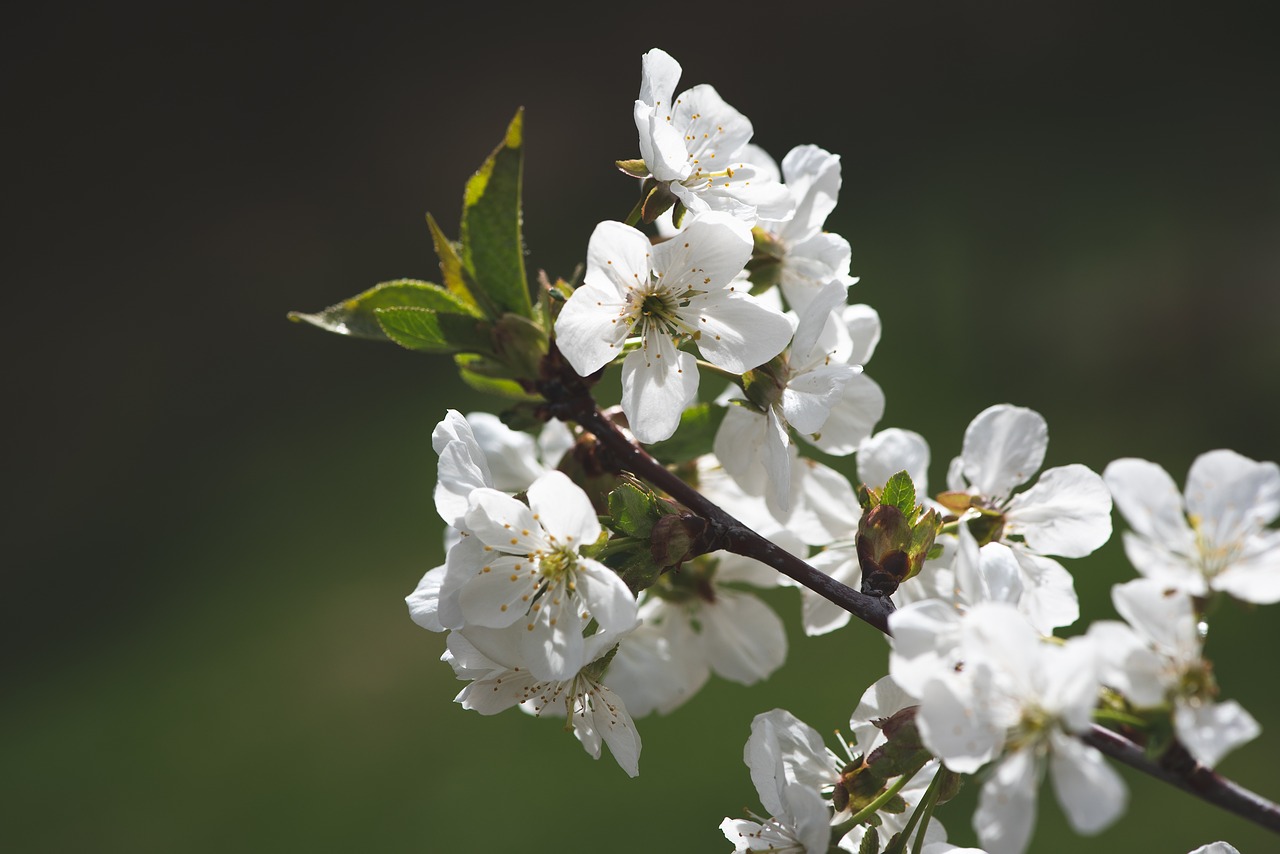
[
  {"left": 850, "top": 674, "right": 917, "bottom": 756},
  {"left": 780, "top": 232, "right": 856, "bottom": 314},
  {"left": 974, "top": 748, "right": 1040, "bottom": 854},
  {"left": 917, "top": 669, "right": 1005, "bottom": 773},
  {"left": 701, "top": 589, "right": 787, "bottom": 685},
  {"left": 464, "top": 412, "right": 545, "bottom": 492},
  {"left": 1174, "top": 699, "right": 1260, "bottom": 768},
  {"left": 405, "top": 564, "right": 447, "bottom": 632},
  {"left": 1011, "top": 548, "right": 1080, "bottom": 633},
  {"left": 782, "top": 364, "right": 855, "bottom": 435},
  {"left": 802, "top": 549, "right": 858, "bottom": 636},
  {"left": 1215, "top": 531, "right": 1280, "bottom": 603},
  {"left": 576, "top": 558, "right": 639, "bottom": 633},
  {"left": 858, "top": 428, "right": 931, "bottom": 495},
  {"left": 1005, "top": 464, "right": 1113, "bottom": 558},
  {"left": 638, "top": 48, "right": 680, "bottom": 112},
  {"left": 747, "top": 709, "right": 835, "bottom": 816},
  {"left": 1186, "top": 448, "right": 1280, "bottom": 547},
  {"left": 1120, "top": 531, "right": 1205, "bottom": 594},
  {"left": 621, "top": 345, "right": 699, "bottom": 444},
  {"left": 591, "top": 683, "right": 642, "bottom": 777},
  {"left": 527, "top": 470, "right": 601, "bottom": 548},
  {"left": 842, "top": 303, "right": 881, "bottom": 366},
  {"left": 778, "top": 144, "right": 841, "bottom": 241},
  {"left": 457, "top": 554, "right": 536, "bottom": 628},
  {"left": 464, "top": 488, "right": 542, "bottom": 554},
  {"left": 653, "top": 210, "right": 753, "bottom": 292},
  {"left": 961, "top": 404, "right": 1048, "bottom": 501},
  {"left": 804, "top": 372, "right": 884, "bottom": 456},
  {"left": 1048, "top": 731, "right": 1128, "bottom": 834},
  {"left": 1103, "top": 456, "right": 1196, "bottom": 546},
  {"left": 693, "top": 290, "right": 793, "bottom": 374}
]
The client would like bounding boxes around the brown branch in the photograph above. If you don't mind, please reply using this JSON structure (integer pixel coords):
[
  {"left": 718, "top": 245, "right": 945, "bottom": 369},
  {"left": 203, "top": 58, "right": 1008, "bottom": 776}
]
[{"left": 535, "top": 344, "right": 1280, "bottom": 837}]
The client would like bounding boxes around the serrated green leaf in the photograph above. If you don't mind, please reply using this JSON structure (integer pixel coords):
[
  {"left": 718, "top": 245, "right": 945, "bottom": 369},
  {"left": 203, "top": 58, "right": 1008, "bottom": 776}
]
[
  {"left": 882, "top": 471, "right": 917, "bottom": 518},
  {"left": 288, "top": 279, "right": 479, "bottom": 341},
  {"left": 645, "top": 404, "right": 727, "bottom": 464},
  {"left": 426, "top": 213, "right": 484, "bottom": 315},
  {"left": 374, "top": 306, "right": 492, "bottom": 354},
  {"left": 461, "top": 109, "right": 532, "bottom": 318}
]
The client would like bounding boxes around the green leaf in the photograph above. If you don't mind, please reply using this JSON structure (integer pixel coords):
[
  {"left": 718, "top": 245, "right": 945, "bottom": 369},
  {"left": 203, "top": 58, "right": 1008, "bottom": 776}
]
[
  {"left": 645, "top": 403, "right": 727, "bottom": 464},
  {"left": 881, "top": 471, "right": 917, "bottom": 518},
  {"left": 426, "top": 213, "right": 483, "bottom": 315},
  {"left": 288, "top": 279, "right": 479, "bottom": 341},
  {"left": 374, "top": 306, "right": 492, "bottom": 354},
  {"left": 454, "top": 354, "right": 541, "bottom": 401},
  {"left": 461, "top": 109, "right": 532, "bottom": 318}
]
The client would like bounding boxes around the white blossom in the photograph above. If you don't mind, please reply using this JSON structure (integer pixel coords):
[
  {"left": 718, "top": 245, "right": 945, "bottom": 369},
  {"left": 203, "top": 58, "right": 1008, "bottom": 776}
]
[
  {"left": 890, "top": 602, "right": 1125, "bottom": 854},
  {"left": 748, "top": 144, "right": 858, "bottom": 312},
  {"left": 1104, "top": 449, "right": 1280, "bottom": 603},
  {"left": 1089, "top": 578, "right": 1260, "bottom": 767},
  {"left": 943, "top": 404, "right": 1113, "bottom": 632},
  {"left": 450, "top": 470, "right": 638, "bottom": 680},
  {"left": 633, "top": 48, "right": 792, "bottom": 224},
  {"left": 713, "top": 285, "right": 883, "bottom": 511},
  {"left": 555, "top": 214, "right": 792, "bottom": 443},
  {"left": 444, "top": 623, "right": 641, "bottom": 776}
]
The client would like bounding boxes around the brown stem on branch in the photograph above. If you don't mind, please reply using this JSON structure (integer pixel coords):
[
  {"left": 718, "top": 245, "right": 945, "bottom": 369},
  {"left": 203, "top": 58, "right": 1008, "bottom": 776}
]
[
  {"left": 1083, "top": 726, "right": 1280, "bottom": 833},
  {"left": 535, "top": 342, "right": 1280, "bottom": 836}
]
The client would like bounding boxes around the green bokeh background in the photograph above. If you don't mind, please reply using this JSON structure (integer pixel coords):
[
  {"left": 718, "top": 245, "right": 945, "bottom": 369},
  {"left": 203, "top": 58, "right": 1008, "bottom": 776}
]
[{"left": 7, "top": 3, "right": 1279, "bottom": 851}]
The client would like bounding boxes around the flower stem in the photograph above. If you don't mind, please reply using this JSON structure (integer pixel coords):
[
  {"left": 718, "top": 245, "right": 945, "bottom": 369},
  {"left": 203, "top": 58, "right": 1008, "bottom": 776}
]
[{"left": 845, "top": 764, "right": 924, "bottom": 827}]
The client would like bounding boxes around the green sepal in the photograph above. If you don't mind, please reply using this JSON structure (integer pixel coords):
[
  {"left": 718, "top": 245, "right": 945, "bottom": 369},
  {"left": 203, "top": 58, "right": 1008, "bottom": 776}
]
[
  {"left": 640, "top": 180, "right": 678, "bottom": 224},
  {"left": 426, "top": 212, "right": 485, "bottom": 316},
  {"left": 608, "top": 480, "right": 665, "bottom": 539},
  {"left": 373, "top": 305, "right": 492, "bottom": 354},
  {"left": 596, "top": 536, "right": 664, "bottom": 595},
  {"left": 461, "top": 109, "right": 533, "bottom": 318},
  {"left": 645, "top": 403, "right": 727, "bottom": 464},
  {"left": 670, "top": 201, "right": 687, "bottom": 229},
  {"left": 288, "top": 279, "right": 480, "bottom": 341},
  {"left": 615, "top": 158, "right": 650, "bottom": 179},
  {"left": 857, "top": 826, "right": 879, "bottom": 854}
]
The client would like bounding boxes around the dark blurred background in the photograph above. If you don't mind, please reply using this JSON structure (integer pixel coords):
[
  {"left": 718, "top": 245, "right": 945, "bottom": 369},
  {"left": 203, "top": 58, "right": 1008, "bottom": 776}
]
[{"left": 5, "top": 2, "right": 1279, "bottom": 851}]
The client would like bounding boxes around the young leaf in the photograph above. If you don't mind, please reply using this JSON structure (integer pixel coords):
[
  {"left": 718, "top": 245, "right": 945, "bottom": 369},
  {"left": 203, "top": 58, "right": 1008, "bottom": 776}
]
[
  {"left": 288, "top": 279, "right": 479, "bottom": 341},
  {"left": 461, "top": 109, "right": 533, "bottom": 318},
  {"left": 454, "top": 354, "right": 541, "bottom": 401},
  {"left": 374, "top": 306, "right": 491, "bottom": 354},
  {"left": 425, "top": 213, "right": 483, "bottom": 315},
  {"left": 881, "top": 471, "right": 917, "bottom": 519}
]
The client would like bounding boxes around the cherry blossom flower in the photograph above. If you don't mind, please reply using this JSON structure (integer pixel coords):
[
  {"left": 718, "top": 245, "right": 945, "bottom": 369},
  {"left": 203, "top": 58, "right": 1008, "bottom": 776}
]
[
  {"left": 712, "top": 283, "right": 883, "bottom": 511},
  {"left": 891, "top": 602, "right": 1125, "bottom": 854},
  {"left": 746, "top": 143, "right": 858, "bottom": 313},
  {"left": 1103, "top": 449, "right": 1280, "bottom": 603},
  {"left": 555, "top": 214, "right": 792, "bottom": 443},
  {"left": 444, "top": 623, "right": 641, "bottom": 776},
  {"left": 1088, "top": 578, "right": 1260, "bottom": 768},
  {"left": 942, "top": 404, "right": 1113, "bottom": 632},
  {"left": 633, "top": 48, "right": 792, "bottom": 224},
  {"left": 450, "top": 470, "right": 638, "bottom": 680},
  {"left": 463, "top": 411, "right": 573, "bottom": 493}
]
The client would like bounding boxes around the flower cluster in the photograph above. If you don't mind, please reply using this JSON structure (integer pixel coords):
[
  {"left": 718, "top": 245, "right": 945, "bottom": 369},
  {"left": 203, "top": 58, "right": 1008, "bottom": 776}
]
[{"left": 293, "top": 42, "right": 1279, "bottom": 854}]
